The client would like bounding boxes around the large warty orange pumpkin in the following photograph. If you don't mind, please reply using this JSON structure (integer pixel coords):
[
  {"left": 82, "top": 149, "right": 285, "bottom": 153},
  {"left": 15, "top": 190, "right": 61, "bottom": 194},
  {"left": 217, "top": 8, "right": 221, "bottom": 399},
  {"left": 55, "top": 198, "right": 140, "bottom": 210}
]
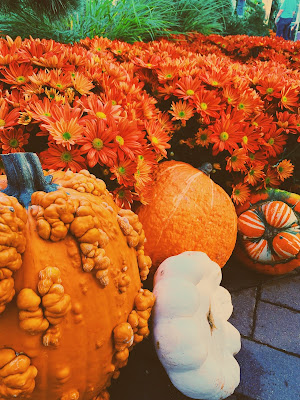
[{"left": 0, "top": 152, "right": 154, "bottom": 400}]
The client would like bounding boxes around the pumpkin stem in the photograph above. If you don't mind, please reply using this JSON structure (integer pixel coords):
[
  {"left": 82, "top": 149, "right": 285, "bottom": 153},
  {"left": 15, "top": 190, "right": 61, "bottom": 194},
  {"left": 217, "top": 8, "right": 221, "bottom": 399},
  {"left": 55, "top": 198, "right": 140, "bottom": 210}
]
[
  {"left": 1, "top": 152, "right": 59, "bottom": 208},
  {"left": 198, "top": 162, "right": 213, "bottom": 176}
]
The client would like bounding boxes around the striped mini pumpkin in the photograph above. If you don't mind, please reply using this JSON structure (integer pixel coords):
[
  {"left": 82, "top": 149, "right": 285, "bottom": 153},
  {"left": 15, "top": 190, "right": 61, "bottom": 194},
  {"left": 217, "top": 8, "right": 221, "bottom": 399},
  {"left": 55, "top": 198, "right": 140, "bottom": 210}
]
[
  {"left": 238, "top": 210, "right": 265, "bottom": 238},
  {"left": 235, "top": 188, "right": 300, "bottom": 275}
]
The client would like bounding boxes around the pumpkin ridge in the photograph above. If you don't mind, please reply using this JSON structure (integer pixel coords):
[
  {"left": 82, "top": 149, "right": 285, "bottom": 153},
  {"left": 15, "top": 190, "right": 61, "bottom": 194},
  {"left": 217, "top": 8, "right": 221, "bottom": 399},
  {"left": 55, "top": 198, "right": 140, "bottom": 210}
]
[{"left": 153, "top": 170, "right": 203, "bottom": 247}]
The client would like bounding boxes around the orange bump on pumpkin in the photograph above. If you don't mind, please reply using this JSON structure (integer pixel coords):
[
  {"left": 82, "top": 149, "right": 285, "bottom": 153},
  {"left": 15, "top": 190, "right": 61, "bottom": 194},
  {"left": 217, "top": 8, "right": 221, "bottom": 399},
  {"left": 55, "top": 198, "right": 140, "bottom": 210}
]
[
  {"left": 0, "top": 152, "right": 154, "bottom": 400},
  {"left": 137, "top": 160, "right": 238, "bottom": 272}
]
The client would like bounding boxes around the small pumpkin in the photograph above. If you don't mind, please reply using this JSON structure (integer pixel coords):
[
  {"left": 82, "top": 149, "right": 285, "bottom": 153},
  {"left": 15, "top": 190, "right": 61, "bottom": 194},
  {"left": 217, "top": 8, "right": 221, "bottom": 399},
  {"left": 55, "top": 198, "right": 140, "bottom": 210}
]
[
  {"left": 152, "top": 251, "right": 241, "bottom": 400},
  {"left": 137, "top": 161, "right": 238, "bottom": 273},
  {"left": 0, "top": 152, "right": 155, "bottom": 400},
  {"left": 235, "top": 188, "right": 300, "bottom": 275}
]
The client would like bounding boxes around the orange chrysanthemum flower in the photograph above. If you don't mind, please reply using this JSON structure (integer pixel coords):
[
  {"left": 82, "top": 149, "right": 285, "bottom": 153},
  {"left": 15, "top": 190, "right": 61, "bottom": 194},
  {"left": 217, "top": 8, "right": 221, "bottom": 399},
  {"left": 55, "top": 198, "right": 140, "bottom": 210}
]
[
  {"left": 169, "top": 100, "right": 195, "bottom": 124},
  {"left": 262, "top": 167, "right": 282, "bottom": 188},
  {"left": 80, "top": 93, "right": 121, "bottom": 123},
  {"left": 0, "top": 101, "right": 20, "bottom": 130},
  {"left": 79, "top": 119, "right": 117, "bottom": 168},
  {"left": 222, "top": 85, "right": 240, "bottom": 107},
  {"left": 113, "top": 119, "right": 143, "bottom": 160},
  {"left": 1, "top": 62, "right": 33, "bottom": 87},
  {"left": 226, "top": 148, "right": 249, "bottom": 172},
  {"left": 39, "top": 142, "right": 87, "bottom": 172},
  {"left": 110, "top": 154, "right": 136, "bottom": 187},
  {"left": 276, "top": 159, "right": 294, "bottom": 181},
  {"left": 145, "top": 120, "right": 171, "bottom": 158},
  {"left": 112, "top": 186, "right": 135, "bottom": 209},
  {"left": 276, "top": 111, "right": 300, "bottom": 134},
  {"left": 174, "top": 76, "right": 201, "bottom": 100},
  {"left": 256, "top": 77, "right": 283, "bottom": 101},
  {"left": 260, "top": 125, "right": 288, "bottom": 158},
  {"left": 195, "top": 128, "right": 212, "bottom": 148},
  {"left": 194, "top": 88, "right": 223, "bottom": 124},
  {"left": 279, "top": 86, "right": 299, "bottom": 111},
  {"left": 46, "top": 118, "right": 84, "bottom": 149},
  {"left": 231, "top": 182, "right": 251, "bottom": 205},
  {"left": 71, "top": 72, "right": 95, "bottom": 95},
  {"left": 28, "top": 97, "right": 58, "bottom": 123},
  {"left": 240, "top": 124, "right": 262, "bottom": 153},
  {"left": 0, "top": 127, "right": 30, "bottom": 153},
  {"left": 244, "top": 164, "right": 265, "bottom": 186},
  {"left": 209, "top": 110, "right": 242, "bottom": 155}
]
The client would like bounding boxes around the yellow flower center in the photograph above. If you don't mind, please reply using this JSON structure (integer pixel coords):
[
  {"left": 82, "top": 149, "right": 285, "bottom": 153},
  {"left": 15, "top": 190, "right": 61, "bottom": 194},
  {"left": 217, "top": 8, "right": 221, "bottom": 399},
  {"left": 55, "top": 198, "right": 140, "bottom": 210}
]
[
  {"left": 178, "top": 111, "right": 186, "bottom": 118},
  {"left": 252, "top": 121, "right": 258, "bottom": 127},
  {"left": 220, "top": 131, "right": 229, "bottom": 141},
  {"left": 238, "top": 103, "right": 245, "bottom": 110},
  {"left": 56, "top": 83, "right": 63, "bottom": 88},
  {"left": 116, "top": 135, "right": 124, "bottom": 146},
  {"left": 44, "top": 112, "right": 51, "bottom": 117},
  {"left": 112, "top": 100, "right": 117, "bottom": 105},
  {"left": 211, "top": 80, "right": 218, "bottom": 86},
  {"left": 186, "top": 89, "right": 194, "bottom": 96},
  {"left": 231, "top": 155, "right": 237, "bottom": 162},
  {"left": 61, "top": 152, "right": 72, "bottom": 162},
  {"left": 151, "top": 136, "right": 159, "bottom": 144},
  {"left": 146, "top": 63, "right": 152, "bottom": 68},
  {"left": 96, "top": 111, "right": 107, "bottom": 119},
  {"left": 165, "top": 74, "right": 173, "bottom": 79},
  {"left": 16, "top": 76, "right": 26, "bottom": 83},
  {"left": 62, "top": 132, "right": 72, "bottom": 140},
  {"left": 227, "top": 97, "right": 232, "bottom": 103},
  {"left": 282, "top": 96, "right": 287, "bottom": 103},
  {"left": 200, "top": 102, "right": 207, "bottom": 110},
  {"left": 0, "top": 119, "right": 6, "bottom": 127},
  {"left": 118, "top": 166, "right": 126, "bottom": 175},
  {"left": 242, "top": 136, "right": 248, "bottom": 144},
  {"left": 92, "top": 138, "right": 103, "bottom": 150},
  {"left": 266, "top": 88, "right": 274, "bottom": 94},
  {"left": 268, "top": 138, "right": 275, "bottom": 145}
]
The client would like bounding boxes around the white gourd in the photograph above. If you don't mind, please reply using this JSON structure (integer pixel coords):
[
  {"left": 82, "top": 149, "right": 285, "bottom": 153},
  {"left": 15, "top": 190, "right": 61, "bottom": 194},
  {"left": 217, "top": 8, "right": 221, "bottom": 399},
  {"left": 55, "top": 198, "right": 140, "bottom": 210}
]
[{"left": 152, "top": 251, "right": 241, "bottom": 400}]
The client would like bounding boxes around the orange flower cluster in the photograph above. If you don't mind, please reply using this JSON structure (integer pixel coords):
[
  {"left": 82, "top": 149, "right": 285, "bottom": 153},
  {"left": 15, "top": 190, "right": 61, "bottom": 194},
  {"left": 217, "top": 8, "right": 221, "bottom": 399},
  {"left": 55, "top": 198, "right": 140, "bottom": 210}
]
[{"left": 0, "top": 33, "right": 299, "bottom": 207}]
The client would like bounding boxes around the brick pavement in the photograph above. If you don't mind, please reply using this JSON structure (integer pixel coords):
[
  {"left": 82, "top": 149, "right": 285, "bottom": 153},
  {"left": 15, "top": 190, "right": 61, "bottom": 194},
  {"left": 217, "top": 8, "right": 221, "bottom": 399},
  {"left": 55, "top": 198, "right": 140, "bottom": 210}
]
[{"left": 109, "top": 257, "right": 300, "bottom": 400}]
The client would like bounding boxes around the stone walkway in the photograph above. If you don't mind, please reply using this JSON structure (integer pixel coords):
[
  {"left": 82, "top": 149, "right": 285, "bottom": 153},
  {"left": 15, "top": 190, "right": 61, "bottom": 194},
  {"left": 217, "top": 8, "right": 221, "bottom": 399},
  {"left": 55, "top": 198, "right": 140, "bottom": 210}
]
[
  {"left": 109, "top": 256, "right": 300, "bottom": 400},
  {"left": 223, "top": 259, "right": 300, "bottom": 400}
]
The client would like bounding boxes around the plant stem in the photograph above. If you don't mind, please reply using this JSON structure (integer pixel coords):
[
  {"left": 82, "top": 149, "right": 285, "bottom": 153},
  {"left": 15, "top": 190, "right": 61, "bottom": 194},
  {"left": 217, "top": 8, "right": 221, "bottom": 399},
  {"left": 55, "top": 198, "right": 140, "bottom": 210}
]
[{"left": 1, "top": 152, "right": 59, "bottom": 208}]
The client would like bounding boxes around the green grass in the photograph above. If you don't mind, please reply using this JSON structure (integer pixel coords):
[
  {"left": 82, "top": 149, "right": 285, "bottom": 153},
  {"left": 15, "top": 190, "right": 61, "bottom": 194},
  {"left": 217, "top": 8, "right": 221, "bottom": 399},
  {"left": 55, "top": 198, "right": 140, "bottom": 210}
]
[{"left": 0, "top": 0, "right": 233, "bottom": 43}]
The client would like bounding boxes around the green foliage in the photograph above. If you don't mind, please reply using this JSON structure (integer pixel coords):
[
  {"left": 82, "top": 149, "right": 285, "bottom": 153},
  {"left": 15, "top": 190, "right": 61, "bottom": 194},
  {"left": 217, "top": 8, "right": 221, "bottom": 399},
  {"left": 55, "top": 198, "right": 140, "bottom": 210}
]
[
  {"left": 0, "top": 0, "right": 81, "bottom": 18},
  {"left": 0, "top": 0, "right": 232, "bottom": 43},
  {"left": 223, "top": 0, "right": 270, "bottom": 36}
]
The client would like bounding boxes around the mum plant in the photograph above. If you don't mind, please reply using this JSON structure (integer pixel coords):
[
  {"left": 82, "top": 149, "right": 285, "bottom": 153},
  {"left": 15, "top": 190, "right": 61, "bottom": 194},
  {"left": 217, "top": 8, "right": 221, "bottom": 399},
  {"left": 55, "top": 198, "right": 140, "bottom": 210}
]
[{"left": 0, "top": 33, "right": 299, "bottom": 210}]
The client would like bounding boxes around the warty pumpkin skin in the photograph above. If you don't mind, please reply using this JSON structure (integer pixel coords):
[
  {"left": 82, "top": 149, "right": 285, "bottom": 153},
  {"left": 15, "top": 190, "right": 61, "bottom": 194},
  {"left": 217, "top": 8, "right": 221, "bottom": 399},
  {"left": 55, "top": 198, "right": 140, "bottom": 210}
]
[
  {"left": 137, "top": 161, "right": 238, "bottom": 272},
  {"left": 0, "top": 153, "right": 154, "bottom": 400},
  {"left": 235, "top": 188, "right": 300, "bottom": 275}
]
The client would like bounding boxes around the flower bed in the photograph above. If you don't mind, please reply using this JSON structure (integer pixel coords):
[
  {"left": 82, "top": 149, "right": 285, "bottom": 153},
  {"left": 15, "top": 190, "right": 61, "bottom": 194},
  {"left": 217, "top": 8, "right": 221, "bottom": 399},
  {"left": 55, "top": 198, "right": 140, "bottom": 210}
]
[{"left": 0, "top": 33, "right": 299, "bottom": 208}]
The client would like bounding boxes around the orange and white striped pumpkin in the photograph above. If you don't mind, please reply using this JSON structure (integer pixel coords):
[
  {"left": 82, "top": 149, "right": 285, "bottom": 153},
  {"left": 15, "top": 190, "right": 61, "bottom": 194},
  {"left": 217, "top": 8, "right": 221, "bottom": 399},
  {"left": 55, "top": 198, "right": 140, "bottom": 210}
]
[{"left": 235, "top": 189, "right": 300, "bottom": 275}]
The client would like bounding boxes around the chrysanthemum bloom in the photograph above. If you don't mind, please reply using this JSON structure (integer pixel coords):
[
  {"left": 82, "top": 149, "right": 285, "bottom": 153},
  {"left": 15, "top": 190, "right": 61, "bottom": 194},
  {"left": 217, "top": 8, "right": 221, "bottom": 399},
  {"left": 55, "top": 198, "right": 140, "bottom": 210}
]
[
  {"left": 39, "top": 142, "right": 87, "bottom": 172},
  {"left": 199, "top": 67, "right": 232, "bottom": 88},
  {"left": 169, "top": 100, "right": 195, "bottom": 125},
  {"left": 28, "top": 97, "right": 58, "bottom": 123},
  {"left": 209, "top": 110, "right": 242, "bottom": 155},
  {"left": 244, "top": 164, "right": 265, "bottom": 186},
  {"left": 113, "top": 118, "right": 143, "bottom": 160},
  {"left": 110, "top": 154, "right": 137, "bottom": 187},
  {"left": 0, "top": 127, "right": 30, "bottom": 153},
  {"left": 145, "top": 120, "right": 171, "bottom": 158},
  {"left": 279, "top": 86, "right": 299, "bottom": 111},
  {"left": 194, "top": 128, "right": 212, "bottom": 148},
  {"left": 250, "top": 112, "right": 274, "bottom": 133},
  {"left": 48, "top": 69, "right": 72, "bottom": 92},
  {"left": 260, "top": 166, "right": 281, "bottom": 189},
  {"left": 222, "top": 85, "right": 240, "bottom": 107},
  {"left": 260, "top": 124, "right": 288, "bottom": 158},
  {"left": 240, "top": 124, "right": 262, "bottom": 153},
  {"left": 71, "top": 72, "right": 95, "bottom": 95},
  {"left": 1, "top": 61, "right": 33, "bottom": 87},
  {"left": 112, "top": 186, "right": 135, "bottom": 209},
  {"left": 276, "top": 111, "right": 300, "bottom": 134},
  {"left": 256, "top": 76, "right": 283, "bottom": 101},
  {"left": 226, "top": 148, "right": 249, "bottom": 172},
  {"left": 194, "top": 88, "right": 223, "bottom": 124},
  {"left": 156, "top": 62, "right": 179, "bottom": 84},
  {"left": 80, "top": 93, "right": 122, "bottom": 123},
  {"left": 18, "top": 111, "right": 32, "bottom": 125},
  {"left": 28, "top": 69, "right": 51, "bottom": 86},
  {"left": 235, "top": 89, "right": 264, "bottom": 115},
  {"left": 0, "top": 101, "right": 20, "bottom": 130},
  {"left": 231, "top": 182, "right": 251, "bottom": 205},
  {"left": 174, "top": 76, "right": 201, "bottom": 101},
  {"left": 0, "top": 37, "right": 21, "bottom": 66},
  {"left": 276, "top": 159, "right": 294, "bottom": 181},
  {"left": 79, "top": 118, "right": 117, "bottom": 168}
]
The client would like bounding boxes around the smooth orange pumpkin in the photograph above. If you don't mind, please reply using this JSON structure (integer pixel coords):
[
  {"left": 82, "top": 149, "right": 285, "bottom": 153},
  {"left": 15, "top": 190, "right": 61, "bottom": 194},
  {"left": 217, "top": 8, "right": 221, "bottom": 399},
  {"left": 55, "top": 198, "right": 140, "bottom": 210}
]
[
  {"left": 0, "top": 153, "right": 154, "bottom": 400},
  {"left": 235, "top": 188, "right": 300, "bottom": 275},
  {"left": 137, "top": 160, "right": 238, "bottom": 272}
]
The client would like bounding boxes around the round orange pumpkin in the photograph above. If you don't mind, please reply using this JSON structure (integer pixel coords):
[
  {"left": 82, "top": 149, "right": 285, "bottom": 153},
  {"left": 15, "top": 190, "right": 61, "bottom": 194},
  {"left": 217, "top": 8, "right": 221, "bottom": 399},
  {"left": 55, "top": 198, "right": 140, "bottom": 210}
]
[
  {"left": 137, "top": 160, "right": 238, "bottom": 272},
  {"left": 235, "top": 188, "right": 300, "bottom": 275},
  {"left": 0, "top": 152, "right": 154, "bottom": 400}
]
